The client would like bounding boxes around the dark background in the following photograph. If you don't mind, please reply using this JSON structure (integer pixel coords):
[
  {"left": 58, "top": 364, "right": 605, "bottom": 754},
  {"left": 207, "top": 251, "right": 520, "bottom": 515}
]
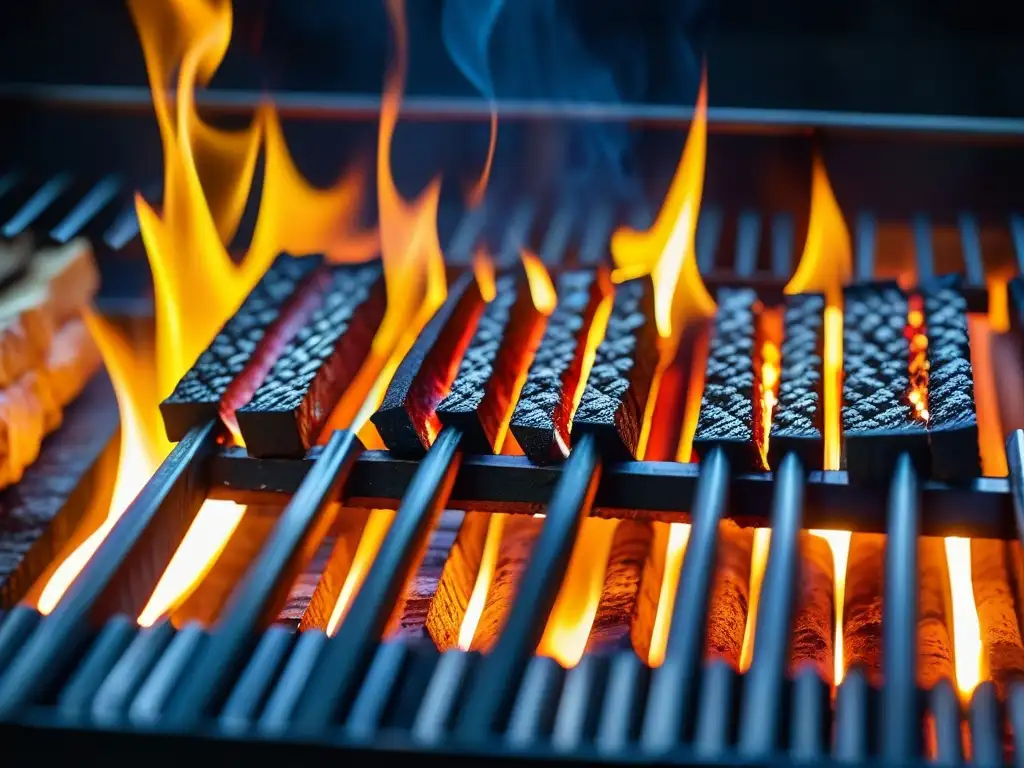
[{"left": 1, "top": 0, "right": 1021, "bottom": 116}]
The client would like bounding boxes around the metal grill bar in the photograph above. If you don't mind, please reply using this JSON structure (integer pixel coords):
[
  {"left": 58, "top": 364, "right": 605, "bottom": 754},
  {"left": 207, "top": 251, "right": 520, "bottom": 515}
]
[{"left": 209, "top": 447, "right": 1016, "bottom": 539}]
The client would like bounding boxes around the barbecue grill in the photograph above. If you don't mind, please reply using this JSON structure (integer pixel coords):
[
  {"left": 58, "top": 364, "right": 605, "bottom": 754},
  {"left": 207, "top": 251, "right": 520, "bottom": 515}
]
[{"left": 5, "top": 7, "right": 1024, "bottom": 767}]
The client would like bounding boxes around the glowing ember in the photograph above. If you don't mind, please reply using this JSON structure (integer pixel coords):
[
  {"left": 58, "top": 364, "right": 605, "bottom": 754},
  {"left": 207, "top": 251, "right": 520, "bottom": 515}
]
[{"left": 906, "top": 297, "right": 930, "bottom": 423}]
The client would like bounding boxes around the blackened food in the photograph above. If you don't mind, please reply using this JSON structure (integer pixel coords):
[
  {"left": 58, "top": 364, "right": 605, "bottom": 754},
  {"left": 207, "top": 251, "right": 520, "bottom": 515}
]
[
  {"left": 768, "top": 292, "right": 825, "bottom": 471},
  {"left": 509, "top": 269, "right": 610, "bottom": 464},
  {"left": 841, "top": 282, "right": 929, "bottom": 483},
  {"left": 436, "top": 267, "right": 545, "bottom": 453},
  {"left": 371, "top": 272, "right": 485, "bottom": 458},
  {"left": 571, "top": 276, "right": 660, "bottom": 460},
  {"left": 922, "top": 275, "right": 980, "bottom": 481},
  {"left": 693, "top": 288, "right": 759, "bottom": 471},
  {"left": 237, "top": 262, "right": 385, "bottom": 457},
  {"left": 160, "top": 253, "right": 323, "bottom": 442}
]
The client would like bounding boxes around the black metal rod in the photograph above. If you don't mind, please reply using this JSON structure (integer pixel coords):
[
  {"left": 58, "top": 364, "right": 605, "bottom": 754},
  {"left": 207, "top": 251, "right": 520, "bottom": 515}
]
[
  {"left": 285, "top": 427, "right": 463, "bottom": 733},
  {"left": 881, "top": 453, "right": 921, "bottom": 762},
  {"left": 929, "top": 679, "right": 964, "bottom": 765},
  {"left": 10, "top": 83, "right": 1024, "bottom": 138},
  {"left": 969, "top": 682, "right": 1004, "bottom": 767},
  {"left": 736, "top": 452, "right": 805, "bottom": 756},
  {"left": 209, "top": 448, "right": 1015, "bottom": 538},
  {"left": 641, "top": 448, "right": 730, "bottom": 753},
  {"left": 0, "top": 422, "right": 219, "bottom": 716},
  {"left": 453, "top": 434, "right": 602, "bottom": 742},
  {"left": 833, "top": 668, "right": 871, "bottom": 763},
  {"left": 162, "top": 429, "right": 363, "bottom": 728}
]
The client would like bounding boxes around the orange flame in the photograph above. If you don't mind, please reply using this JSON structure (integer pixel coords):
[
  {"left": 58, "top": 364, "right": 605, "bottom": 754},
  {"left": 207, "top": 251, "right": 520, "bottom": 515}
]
[
  {"left": 36, "top": 0, "right": 430, "bottom": 619},
  {"left": 906, "top": 299, "right": 930, "bottom": 422},
  {"left": 783, "top": 155, "right": 853, "bottom": 685},
  {"left": 610, "top": 75, "right": 711, "bottom": 667},
  {"left": 319, "top": 0, "right": 457, "bottom": 631},
  {"left": 611, "top": 74, "right": 714, "bottom": 341}
]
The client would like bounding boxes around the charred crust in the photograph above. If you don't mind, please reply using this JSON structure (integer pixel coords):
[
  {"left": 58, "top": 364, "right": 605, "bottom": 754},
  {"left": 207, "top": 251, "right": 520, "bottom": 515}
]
[
  {"left": 841, "top": 281, "right": 929, "bottom": 483},
  {"left": 436, "top": 267, "right": 543, "bottom": 453},
  {"left": 769, "top": 292, "right": 825, "bottom": 471},
  {"left": 693, "top": 287, "right": 759, "bottom": 471},
  {"left": 160, "top": 253, "right": 322, "bottom": 442},
  {"left": 571, "top": 276, "right": 660, "bottom": 460},
  {"left": 921, "top": 275, "right": 980, "bottom": 481},
  {"left": 509, "top": 268, "right": 610, "bottom": 465},
  {"left": 237, "top": 262, "right": 385, "bottom": 457},
  {"left": 371, "top": 272, "right": 485, "bottom": 458}
]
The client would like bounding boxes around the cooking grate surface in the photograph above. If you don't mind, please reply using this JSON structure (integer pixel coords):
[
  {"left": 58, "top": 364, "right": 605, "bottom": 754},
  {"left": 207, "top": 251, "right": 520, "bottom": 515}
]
[{"left": 5, "top": 103, "right": 1024, "bottom": 765}]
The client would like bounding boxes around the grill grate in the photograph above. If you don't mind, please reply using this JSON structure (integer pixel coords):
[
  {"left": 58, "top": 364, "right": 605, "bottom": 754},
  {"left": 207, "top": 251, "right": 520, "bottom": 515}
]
[{"left": 6, "top": 99, "right": 1024, "bottom": 765}]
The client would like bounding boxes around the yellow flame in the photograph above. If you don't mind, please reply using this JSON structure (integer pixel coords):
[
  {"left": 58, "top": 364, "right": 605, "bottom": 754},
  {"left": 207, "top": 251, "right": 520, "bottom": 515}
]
[
  {"left": 325, "top": 509, "right": 395, "bottom": 635},
  {"left": 739, "top": 527, "right": 772, "bottom": 671},
  {"left": 610, "top": 74, "right": 714, "bottom": 341},
  {"left": 522, "top": 250, "right": 557, "bottom": 315},
  {"left": 784, "top": 154, "right": 855, "bottom": 686},
  {"left": 458, "top": 514, "right": 506, "bottom": 650},
  {"left": 537, "top": 518, "right": 618, "bottom": 667},
  {"left": 39, "top": 0, "right": 431, "bottom": 618}
]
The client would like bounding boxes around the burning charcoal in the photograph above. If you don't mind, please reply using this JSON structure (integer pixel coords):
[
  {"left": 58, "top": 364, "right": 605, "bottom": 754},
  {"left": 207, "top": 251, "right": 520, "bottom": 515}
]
[
  {"left": 571, "top": 276, "right": 660, "bottom": 460},
  {"left": 238, "top": 262, "right": 386, "bottom": 457},
  {"left": 436, "top": 267, "right": 545, "bottom": 453},
  {"left": 510, "top": 269, "right": 611, "bottom": 464},
  {"left": 842, "top": 282, "right": 929, "bottom": 483},
  {"left": 585, "top": 520, "right": 653, "bottom": 653},
  {"left": 922, "top": 276, "right": 981, "bottom": 481},
  {"left": 160, "top": 253, "right": 323, "bottom": 442},
  {"left": 789, "top": 533, "right": 834, "bottom": 683},
  {"left": 704, "top": 521, "right": 753, "bottom": 670},
  {"left": 842, "top": 533, "right": 884, "bottom": 686},
  {"left": 768, "top": 293, "right": 825, "bottom": 471},
  {"left": 390, "top": 509, "right": 465, "bottom": 640},
  {"left": 468, "top": 514, "right": 543, "bottom": 652},
  {"left": 918, "top": 537, "right": 955, "bottom": 689},
  {"left": 372, "top": 272, "right": 485, "bottom": 458},
  {"left": 972, "top": 539, "right": 1024, "bottom": 698},
  {"left": 693, "top": 288, "right": 759, "bottom": 471},
  {"left": 425, "top": 512, "right": 492, "bottom": 649}
]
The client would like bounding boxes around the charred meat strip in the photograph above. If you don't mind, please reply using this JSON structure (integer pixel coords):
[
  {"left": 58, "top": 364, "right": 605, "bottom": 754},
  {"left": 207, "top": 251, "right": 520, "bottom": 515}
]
[
  {"left": 921, "top": 275, "right": 980, "bottom": 481},
  {"left": 436, "top": 266, "right": 545, "bottom": 453},
  {"left": 372, "top": 272, "right": 485, "bottom": 458},
  {"left": 693, "top": 288, "right": 759, "bottom": 471},
  {"left": 160, "top": 253, "right": 324, "bottom": 441},
  {"left": 509, "top": 269, "right": 611, "bottom": 465},
  {"left": 571, "top": 276, "right": 659, "bottom": 460},
  {"left": 768, "top": 292, "right": 825, "bottom": 471},
  {"left": 238, "top": 262, "right": 386, "bottom": 458},
  {"left": 841, "top": 282, "right": 929, "bottom": 483}
]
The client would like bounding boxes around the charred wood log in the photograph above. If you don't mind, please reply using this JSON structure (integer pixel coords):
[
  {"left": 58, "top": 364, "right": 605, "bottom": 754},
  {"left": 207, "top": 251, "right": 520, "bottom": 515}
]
[
  {"left": 372, "top": 273, "right": 484, "bottom": 458},
  {"left": 276, "top": 533, "right": 336, "bottom": 628},
  {"left": 389, "top": 510, "right": 465, "bottom": 640},
  {"left": 160, "top": 253, "right": 323, "bottom": 442},
  {"left": 972, "top": 538, "right": 1024, "bottom": 697},
  {"left": 704, "top": 521, "right": 753, "bottom": 669},
  {"left": 585, "top": 520, "right": 653, "bottom": 653},
  {"left": 842, "top": 283, "right": 929, "bottom": 483},
  {"left": 917, "top": 536, "right": 955, "bottom": 689},
  {"left": 295, "top": 508, "right": 376, "bottom": 631},
  {"left": 425, "top": 512, "right": 492, "bottom": 649},
  {"left": 572, "top": 276, "right": 660, "bottom": 461},
  {"left": 238, "top": 263, "right": 386, "bottom": 457},
  {"left": 510, "top": 269, "right": 611, "bottom": 464},
  {"left": 768, "top": 292, "right": 825, "bottom": 471},
  {"left": 789, "top": 532, "right": 835, "bottom": 682},
  {"left": 468, "top": 514, "right": 543, "bottom": 651},
  {"left": 922, "top": 276, "right": 981, "bottom": 481},
  {"left": 693, "top": 288, "right": 759, "bottom": 471},
  {"left": 436, "top": 267, "right": 545, "bottom": 453},
  {"left": 843, "top": 532, "right": 885, "bottom": 686}
]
